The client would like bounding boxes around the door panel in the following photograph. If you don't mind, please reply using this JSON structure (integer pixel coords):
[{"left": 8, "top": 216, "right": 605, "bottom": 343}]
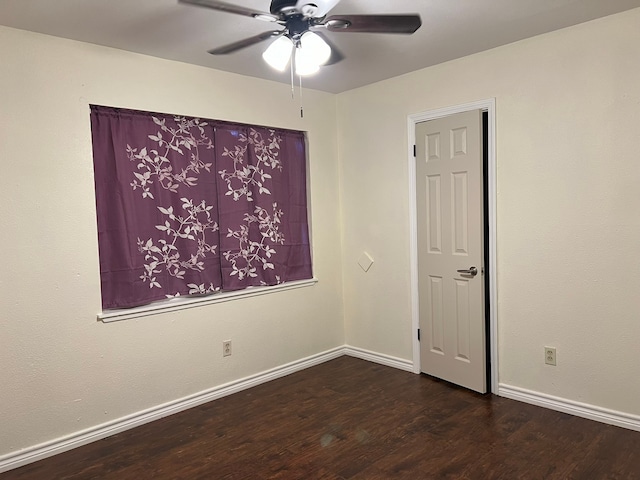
[
  {"left": 416, "top": 110, "right": 486, "bottom": 393},
  {"left": 454, "top": 278, "right": 470, "bottom": 362},
  {"left": 426, "top": 175, "right": 442, "bottom": 253},
  {"left": 452, "top": 172, "right": 468, "bottom": 255},
  {"left": 428, "top": 275, "right": 444, "bottom": 354}
]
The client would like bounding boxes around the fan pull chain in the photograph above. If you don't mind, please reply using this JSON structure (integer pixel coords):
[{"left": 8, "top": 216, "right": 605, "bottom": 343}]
[
  {"left": 299, "top": 74, "right": 304, "bottom": 118},
  {"left": 289, "top": 47, "right": 303, "bottom": 118},
  {"left": 290, "top": 54, "right": 295, "bottom": 100}
]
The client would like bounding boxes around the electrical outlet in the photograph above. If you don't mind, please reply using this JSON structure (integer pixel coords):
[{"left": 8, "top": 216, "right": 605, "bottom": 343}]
[
  {"left": 223, "top": 340, "right": 232, "bottom": 357},
  {"left": 544, "top": 347, "right": 556, "bottom": 366}
]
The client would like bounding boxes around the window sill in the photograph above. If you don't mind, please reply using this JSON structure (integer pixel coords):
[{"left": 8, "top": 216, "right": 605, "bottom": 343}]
[{"left": 98, "top": 278, "right": 318, "bottom": 323}]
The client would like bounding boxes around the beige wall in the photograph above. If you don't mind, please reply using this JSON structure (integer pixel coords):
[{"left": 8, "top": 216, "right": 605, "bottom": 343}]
[
  {"left": 0, "top": 26, "right": 344, "bottom": 455},
  {"left": 337, "top": 8, "right": 640, "bottom": 415}
]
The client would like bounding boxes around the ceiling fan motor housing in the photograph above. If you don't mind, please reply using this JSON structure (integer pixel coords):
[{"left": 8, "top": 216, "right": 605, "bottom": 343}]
[
  {"left": 270, "top": 0, "right": 320, "bottom": 17},
  {"left": 270, "top": 0, "right": 298, "bottom": 14}
]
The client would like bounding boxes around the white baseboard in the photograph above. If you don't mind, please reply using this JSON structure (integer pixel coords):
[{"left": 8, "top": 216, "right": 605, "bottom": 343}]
[
  {"left": 0, "top": 346, "right": 345, "bottom": 474},
  {"left": 14, "top": 350, "right": 638, "bottom": 475},
  {"left": 499, "top": 383, "right": 640, "bottom": 432},
  {"left": 343, "top": 346, "right": 414, "bottom": 372}
]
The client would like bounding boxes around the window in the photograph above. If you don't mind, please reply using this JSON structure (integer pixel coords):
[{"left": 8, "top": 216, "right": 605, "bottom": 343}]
[{"left": 90, "top": 105, "right": 312, "bottom": 312}]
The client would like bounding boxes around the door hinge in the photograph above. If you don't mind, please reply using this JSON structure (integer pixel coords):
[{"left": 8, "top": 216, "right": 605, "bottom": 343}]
[
  {"left": 417, "top": 328, "right": 421, "bottom": 341},
  {"left": 413, "top": 144, "right": 417, "bottom": 157}
]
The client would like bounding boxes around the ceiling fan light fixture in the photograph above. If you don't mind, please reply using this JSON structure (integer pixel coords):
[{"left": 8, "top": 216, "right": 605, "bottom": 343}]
[
  {"left": 294, "top": 46, "right": 320, "bottom": 76},
  {"left": 293, "top": 31, "right": 331, "bottom": 75},
  {"left": 262, "top": 36, "right": 294, "bottom": 71},
  {"left": 299, "top": 31, "right": 331, "bottom": 66}
]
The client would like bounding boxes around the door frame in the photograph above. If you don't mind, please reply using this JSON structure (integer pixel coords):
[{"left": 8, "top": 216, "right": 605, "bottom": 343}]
[{"left": 408, "top": 98, "right": 498, "bottom": 394}]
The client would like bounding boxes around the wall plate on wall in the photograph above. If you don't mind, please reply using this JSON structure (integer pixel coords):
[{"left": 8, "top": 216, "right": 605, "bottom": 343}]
[{"left": 358, "top": 252, "right": 374, "bottom": 272}]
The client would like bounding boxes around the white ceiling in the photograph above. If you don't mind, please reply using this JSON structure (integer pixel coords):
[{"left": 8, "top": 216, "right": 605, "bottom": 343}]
[{"left": 2, "top": 0, "right": 640, "bottom": 93}]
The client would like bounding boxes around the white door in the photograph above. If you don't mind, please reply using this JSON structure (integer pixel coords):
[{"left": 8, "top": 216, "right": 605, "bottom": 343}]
[{"left": 416, "top": 110, "right": 486, "bottom": 393}]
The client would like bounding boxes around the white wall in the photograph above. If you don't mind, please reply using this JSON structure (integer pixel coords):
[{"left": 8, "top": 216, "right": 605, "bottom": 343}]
[
  {"left": 0, "top": 26, "right": 344, "bottom": 456},
  {"left": 337, "top": 8, "right": 640, "bottom": 415}
]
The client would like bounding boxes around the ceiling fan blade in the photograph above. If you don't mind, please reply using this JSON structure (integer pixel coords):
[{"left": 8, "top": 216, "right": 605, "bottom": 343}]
[
  {"left": 179, "top": 0, "right": 280, "bottom": 22},
  {"left": 323, "top": 14, "right": 422, "bottom": 34},
  {"left": 208, "top": 30, "right": 284, "bottom": 55},
  {"left": 313, "top": 32, "right": 344, "bottom": 65}
]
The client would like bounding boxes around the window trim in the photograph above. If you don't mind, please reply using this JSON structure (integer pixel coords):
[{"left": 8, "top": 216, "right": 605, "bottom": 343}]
[{"left": 98, "top": 278, "right": 318, "bottom": 323}]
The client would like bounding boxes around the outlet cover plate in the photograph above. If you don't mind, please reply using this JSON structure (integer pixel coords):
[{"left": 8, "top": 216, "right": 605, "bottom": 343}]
[
  {"left": 544, "top": 346, "right": 556, "bottom": 366},
  {"left": 223, "top": 340, "right": 232, "bottom": 357}
]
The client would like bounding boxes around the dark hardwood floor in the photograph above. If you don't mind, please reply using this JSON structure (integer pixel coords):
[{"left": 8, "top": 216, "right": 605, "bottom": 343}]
[{"left": 3, "top": 356, "right": 640, "bottom": 479}]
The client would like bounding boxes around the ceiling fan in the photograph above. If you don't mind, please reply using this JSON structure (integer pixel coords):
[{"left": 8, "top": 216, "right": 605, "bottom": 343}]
[{"left": 179, "top": 0, "right": 422, "bottom": 76}]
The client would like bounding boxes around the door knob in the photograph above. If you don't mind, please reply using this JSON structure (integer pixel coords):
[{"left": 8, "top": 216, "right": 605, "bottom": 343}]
[{"left": 457, "top": 266, "right": 478, "bottom": 277}]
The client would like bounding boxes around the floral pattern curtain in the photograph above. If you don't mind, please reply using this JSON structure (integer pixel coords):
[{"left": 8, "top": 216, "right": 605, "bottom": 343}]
[{"left": 91, "top": 106, "right": 312, "bottom": 310}]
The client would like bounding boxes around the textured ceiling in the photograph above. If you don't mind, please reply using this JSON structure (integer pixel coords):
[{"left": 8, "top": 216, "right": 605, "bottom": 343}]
[{"left": 2, "top": 0, "right": 640, "bottom": 93}]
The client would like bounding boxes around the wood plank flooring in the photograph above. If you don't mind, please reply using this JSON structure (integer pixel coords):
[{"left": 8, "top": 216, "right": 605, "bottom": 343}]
[{"left": 3, "top": 356, "right": 640, "bottom": 479}]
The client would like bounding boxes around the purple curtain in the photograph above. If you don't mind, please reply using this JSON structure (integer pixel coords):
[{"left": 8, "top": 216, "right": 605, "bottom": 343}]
[
  {"left": 91, "top": 106, "right": 312, "bottom": 310},
  {"left": 215, "top": 125, "right": 312, "bottom": 290}
]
